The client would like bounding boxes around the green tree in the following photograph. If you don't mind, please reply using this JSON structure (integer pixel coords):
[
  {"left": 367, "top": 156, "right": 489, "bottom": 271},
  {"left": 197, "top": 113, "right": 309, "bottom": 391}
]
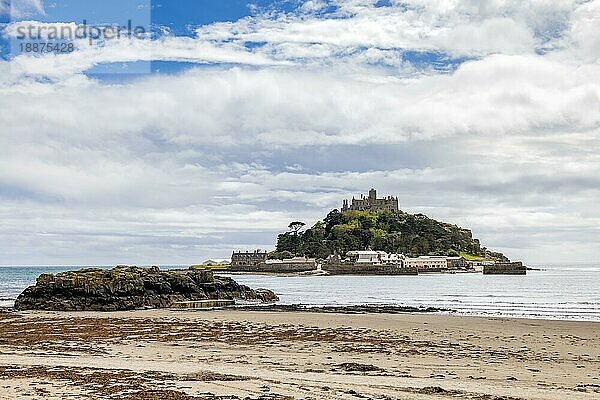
[
  {"left": 276, "top": 232, "right": 303, "bottom": 255},
  {"left": 288, "top": 221, "right": 306, "bottom": 235},
  {"left": 274, "top": 209, "right": 499, "bottom": 260},
  {"left": 370, "top": 228, "right": 387, "bottom": 250},
  {"left": 324, "top": 210, "right": 344, "bottom": 235}
]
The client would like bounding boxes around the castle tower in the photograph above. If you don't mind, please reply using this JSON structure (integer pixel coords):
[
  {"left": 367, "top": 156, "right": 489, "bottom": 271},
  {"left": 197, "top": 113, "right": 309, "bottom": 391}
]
[
  {"left": 368, "top": 188, "right": 377, "bottom": 201},
  {"left": 342, "top": 199, "right": 349, "bottom": 212}
]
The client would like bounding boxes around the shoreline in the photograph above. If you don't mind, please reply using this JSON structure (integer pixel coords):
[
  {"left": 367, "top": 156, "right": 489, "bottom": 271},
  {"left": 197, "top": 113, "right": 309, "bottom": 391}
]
[
  {"left": 234, "top": 304, "right": 600, "bottom": 323},
  {"left": 1, "top": 309, "right": 598, "bottom": 399},
  {"left": 3, "top": 303, "right": 600, "bottom": 322},
  {"left": 224, "top": 269, "right": 483, "bottom": 276}
]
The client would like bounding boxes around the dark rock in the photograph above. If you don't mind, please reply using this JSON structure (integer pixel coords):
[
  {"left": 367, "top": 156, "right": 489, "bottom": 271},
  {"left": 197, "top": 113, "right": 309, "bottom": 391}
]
[
  {"left": 15, "top": 266, "right": 278, "bottom": 311},
  {"left": 418, "top": 387, "right": 449, "bottom": 394},
  {"left": 336, "top": 362, "right": 385, "bottom": 373}
]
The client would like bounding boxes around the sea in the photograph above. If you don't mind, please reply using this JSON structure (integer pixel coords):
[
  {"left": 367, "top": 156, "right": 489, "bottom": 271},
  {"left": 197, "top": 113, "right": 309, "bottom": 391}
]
[{"left": 1, "top": 265, "right": 599, "bottom": 321}]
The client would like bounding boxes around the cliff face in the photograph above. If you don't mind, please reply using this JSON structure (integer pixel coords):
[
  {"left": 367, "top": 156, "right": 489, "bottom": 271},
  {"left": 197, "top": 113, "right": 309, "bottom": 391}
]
[{"left": 15, "top": 266, "right": 278, "bottom": 311}]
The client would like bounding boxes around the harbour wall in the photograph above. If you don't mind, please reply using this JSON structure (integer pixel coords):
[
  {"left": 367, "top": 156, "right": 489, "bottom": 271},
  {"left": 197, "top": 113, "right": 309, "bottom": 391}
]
[
  {"left": 323, "top": 263, "right": 418, "bottom": 275},
  {"left": 483, "top": 262, "right": 527, "bottom": 275},
  {"left": 228, "top": 262, "right": 316, "bottom": 273}
]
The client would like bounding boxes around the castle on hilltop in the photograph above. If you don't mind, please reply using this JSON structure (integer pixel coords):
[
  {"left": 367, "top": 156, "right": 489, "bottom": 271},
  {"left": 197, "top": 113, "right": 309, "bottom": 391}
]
[{"left": 341, "top": 188, "right": 399, "bottom": 213}]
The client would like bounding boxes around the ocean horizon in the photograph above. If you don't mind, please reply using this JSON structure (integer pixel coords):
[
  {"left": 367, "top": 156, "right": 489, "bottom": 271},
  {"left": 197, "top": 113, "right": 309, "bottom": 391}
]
[{"left": 2, "top": 264, "right": 599, "bottom": 322}]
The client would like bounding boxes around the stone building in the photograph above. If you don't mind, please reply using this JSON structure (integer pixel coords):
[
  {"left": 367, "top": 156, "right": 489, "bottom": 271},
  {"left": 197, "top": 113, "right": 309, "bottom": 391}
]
[
  {"left": 341, "top": 188, "right": 399, "bottom": 213},
  {"left": 231, "top": 250, "right": 267, "bottom": 268},
  {"left": 346, "top": 250, "right": 388, "bottom": 264},
  {"left": 402, "top": 256, "right": 448, "bottom": 272},
  {"left": 446, "top": 256, "right": 467, "bottom": 269}
]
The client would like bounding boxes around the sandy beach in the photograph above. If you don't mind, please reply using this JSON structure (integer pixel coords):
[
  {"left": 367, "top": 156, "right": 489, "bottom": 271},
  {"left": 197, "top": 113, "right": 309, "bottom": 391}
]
[{"left": 0, "top": 309, "right": 598, "bottom": 400}]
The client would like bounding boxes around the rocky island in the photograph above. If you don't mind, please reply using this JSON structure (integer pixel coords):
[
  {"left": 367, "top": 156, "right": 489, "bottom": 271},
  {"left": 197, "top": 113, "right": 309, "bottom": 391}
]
[
  {"left": 230, "top": 189, "right": 526, "bottom": 275},
  {"left": 14, "top": 266, "right": 278, "bottom": 311}
]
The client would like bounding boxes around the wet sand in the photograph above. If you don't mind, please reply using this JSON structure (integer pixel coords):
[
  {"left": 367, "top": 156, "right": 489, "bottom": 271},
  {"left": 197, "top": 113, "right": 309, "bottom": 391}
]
[{"left": 0, "top": 310, "right": 598, "bottom": 399}]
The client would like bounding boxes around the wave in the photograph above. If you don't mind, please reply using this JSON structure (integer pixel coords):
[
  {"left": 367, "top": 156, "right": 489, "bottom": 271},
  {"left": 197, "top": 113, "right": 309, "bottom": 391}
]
[{"left": 543, "top": 266, "right": 600, "bottom": 272}]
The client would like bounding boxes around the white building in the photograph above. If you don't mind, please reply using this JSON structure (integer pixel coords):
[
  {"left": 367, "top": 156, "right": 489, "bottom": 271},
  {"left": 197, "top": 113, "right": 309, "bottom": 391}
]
[
  {"left": 402, "top": 256, "right": 448, "bottom": 271},
  {"left": 382, "top": 253, "right": 403, "bottom": 264},
  {"left": 346, "top": 251, "right": 404, "bottom": 265},
  {"left": 346, "top": 250, "right": 388, "bottom": 264},
  {"left": 344, "top": 251, "right": 464, "bottom": 272}
]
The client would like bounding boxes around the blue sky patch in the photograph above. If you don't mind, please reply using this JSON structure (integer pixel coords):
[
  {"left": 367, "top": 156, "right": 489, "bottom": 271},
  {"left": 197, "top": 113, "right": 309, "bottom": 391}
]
[
  {"left": 1, "top": 0, "right": 475, "bottom": 77},
  {"left": 402, "top": 50, "right": 472, "bottom": 73}
]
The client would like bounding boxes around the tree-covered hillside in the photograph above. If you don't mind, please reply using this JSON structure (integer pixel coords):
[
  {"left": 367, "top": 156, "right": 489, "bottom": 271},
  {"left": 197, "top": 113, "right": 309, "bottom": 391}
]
[{"left": 274, "top": 209, "right": 507, "bottom": 261}]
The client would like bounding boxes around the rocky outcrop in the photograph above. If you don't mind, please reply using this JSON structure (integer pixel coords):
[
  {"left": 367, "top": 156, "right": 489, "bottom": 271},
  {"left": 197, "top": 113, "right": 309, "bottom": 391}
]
[{"left": 14, "top": 266, "right": 278, "bottom": 311}]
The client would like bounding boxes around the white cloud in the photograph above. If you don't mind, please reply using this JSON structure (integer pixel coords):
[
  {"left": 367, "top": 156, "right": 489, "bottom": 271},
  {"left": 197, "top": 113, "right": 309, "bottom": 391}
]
[
  {"left": 3, "top": 0, "right": 593, "bottom": 78},
  {"left": 0, "top": 0, "right": 45, "bottom": 18},
  {"left": 4, "top": 54, "right": 598, "bottom": 148},
  {"left": 563, "top": 0, "right": 600, "bottom": 62},
  {"left": 196, "top": 0, "right": 579, "bottom": 59},
  {"left": 300, "top": 0, "right": 329, "bottom": 14}
]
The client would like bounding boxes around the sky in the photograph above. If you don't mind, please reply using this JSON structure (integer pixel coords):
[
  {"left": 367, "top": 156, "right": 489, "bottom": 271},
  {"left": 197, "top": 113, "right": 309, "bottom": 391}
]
[{"left": 0, "top": 0, "right": 599, "bottom": 266}]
